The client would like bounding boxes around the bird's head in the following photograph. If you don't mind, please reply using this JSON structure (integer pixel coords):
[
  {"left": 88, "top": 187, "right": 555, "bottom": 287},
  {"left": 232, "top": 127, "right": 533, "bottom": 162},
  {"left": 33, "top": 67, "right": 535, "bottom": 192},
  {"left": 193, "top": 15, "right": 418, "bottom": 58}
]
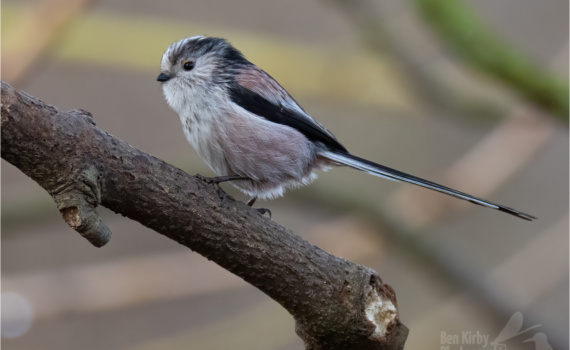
[{"left": 157, "top": 36, "right": 248, "bottom": 87}]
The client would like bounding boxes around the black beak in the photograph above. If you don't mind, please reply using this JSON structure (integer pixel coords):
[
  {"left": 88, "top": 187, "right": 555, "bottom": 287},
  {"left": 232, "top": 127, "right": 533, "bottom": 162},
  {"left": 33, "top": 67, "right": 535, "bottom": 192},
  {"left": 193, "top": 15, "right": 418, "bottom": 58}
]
[{"left": 157, "top": 73, "right": 171, "bottom": 82}]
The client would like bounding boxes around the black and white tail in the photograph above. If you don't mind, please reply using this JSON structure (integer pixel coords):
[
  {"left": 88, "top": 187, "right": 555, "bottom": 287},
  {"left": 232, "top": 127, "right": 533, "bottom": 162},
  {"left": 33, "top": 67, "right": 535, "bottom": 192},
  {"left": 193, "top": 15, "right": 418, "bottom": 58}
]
[{"left": 321, "top": 151, "right": 536, "bottom": 221}]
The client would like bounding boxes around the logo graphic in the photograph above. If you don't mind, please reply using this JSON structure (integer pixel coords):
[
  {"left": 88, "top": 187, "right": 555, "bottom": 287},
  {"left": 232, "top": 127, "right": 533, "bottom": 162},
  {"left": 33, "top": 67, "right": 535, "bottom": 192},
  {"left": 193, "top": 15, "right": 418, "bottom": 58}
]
[{"left": 440, "top": 312, "right": 552, "bottom": 350}]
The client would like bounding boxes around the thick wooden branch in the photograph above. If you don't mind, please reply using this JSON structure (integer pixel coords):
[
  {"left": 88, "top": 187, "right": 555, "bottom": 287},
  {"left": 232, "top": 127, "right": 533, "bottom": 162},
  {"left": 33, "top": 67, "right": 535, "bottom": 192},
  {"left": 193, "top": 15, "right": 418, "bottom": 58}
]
[{"left": 1, "top": 81, "right": 407, "bottom": 349}]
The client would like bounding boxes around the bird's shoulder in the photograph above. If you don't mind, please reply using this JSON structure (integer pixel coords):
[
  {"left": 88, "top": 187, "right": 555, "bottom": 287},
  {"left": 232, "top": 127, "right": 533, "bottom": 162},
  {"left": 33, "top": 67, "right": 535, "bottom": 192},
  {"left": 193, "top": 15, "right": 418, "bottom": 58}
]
[{"left": 228, "top": 66, "right": 347, "bottom": 153}]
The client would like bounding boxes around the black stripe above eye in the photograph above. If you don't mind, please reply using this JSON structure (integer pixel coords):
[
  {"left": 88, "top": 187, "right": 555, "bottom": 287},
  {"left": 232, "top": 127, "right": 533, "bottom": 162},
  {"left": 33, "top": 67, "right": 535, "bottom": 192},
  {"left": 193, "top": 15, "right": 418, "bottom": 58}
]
[{"left": 228, "top": 83, "right": 347, "bottom": 153}]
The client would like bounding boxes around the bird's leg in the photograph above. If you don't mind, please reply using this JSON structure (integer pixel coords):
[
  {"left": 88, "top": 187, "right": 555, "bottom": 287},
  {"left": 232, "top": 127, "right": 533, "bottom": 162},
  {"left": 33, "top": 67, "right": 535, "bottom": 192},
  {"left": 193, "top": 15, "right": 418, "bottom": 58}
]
[
  {"left": 197, "top": 176, "right": 271, "bottom": 218},
  {"left": 195, "top": 174, "right": 249, "bottom": 205},
  {"left": 196, "top": 174, "right": 249, "bottom": 184},
  {"left": 247, "top": 197, "right": 271, "bottom": 219}
]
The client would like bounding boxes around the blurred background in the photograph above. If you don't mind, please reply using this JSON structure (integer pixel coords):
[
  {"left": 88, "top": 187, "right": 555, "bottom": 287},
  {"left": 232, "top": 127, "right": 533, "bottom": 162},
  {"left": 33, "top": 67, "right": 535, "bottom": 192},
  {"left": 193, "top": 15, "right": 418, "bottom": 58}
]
[{"left": 1, "top": 0, "right": 568, "bottom": 349}]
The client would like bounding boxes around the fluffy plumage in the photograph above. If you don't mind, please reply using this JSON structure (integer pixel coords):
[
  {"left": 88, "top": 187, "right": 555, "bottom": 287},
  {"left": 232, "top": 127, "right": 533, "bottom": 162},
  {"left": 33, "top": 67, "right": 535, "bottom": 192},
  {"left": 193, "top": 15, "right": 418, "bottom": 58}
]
[{"left": 158, "top": 36, "right": 535, "bottom": 221}]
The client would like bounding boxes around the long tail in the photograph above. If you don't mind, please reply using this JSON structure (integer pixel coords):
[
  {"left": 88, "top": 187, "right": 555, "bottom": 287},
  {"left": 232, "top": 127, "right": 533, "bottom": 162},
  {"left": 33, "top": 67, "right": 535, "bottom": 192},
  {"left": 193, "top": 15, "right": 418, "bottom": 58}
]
[{"left": 321, "top": 151, "right": 536, "bottom": 221}]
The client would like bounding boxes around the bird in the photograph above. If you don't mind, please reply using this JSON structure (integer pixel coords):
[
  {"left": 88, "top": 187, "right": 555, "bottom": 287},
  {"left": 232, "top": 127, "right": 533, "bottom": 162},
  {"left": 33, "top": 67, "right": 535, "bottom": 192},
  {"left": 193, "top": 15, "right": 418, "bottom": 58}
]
[
  {"left": 524, "top": 333, "right": 552, "bottom": 350},
  {"left": 157, "top": 36, "right": 535, "bottom": 221},
  {"left": 491, "top": 311, "right": 541, "bottom": 346}
]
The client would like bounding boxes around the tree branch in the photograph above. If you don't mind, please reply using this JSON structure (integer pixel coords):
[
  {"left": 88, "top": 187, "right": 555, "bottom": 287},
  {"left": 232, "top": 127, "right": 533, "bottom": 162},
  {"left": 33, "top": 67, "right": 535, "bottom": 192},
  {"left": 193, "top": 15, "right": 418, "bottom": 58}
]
[
  {"left": 415, "top": 0, "right": 569, "bottom": 121},
  {"left": 1, "top": 81, "right": 407, "bottom": 349}
]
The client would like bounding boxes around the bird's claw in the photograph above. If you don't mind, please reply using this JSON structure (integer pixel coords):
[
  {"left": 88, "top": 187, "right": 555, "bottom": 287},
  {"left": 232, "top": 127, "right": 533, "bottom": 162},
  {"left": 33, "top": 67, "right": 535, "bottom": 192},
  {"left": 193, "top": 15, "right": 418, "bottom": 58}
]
[
  {"left": 216, "top": 187, "right": 228, "bottom": 205},
  {"left": 195, "top": 173, "right": 213, "bottom": 184},
  {"left": 255, "top": 208, "right": 272, "bottom": 219},
  {"left": 195, "top": 174, "right": 230, "bottom": 204}
]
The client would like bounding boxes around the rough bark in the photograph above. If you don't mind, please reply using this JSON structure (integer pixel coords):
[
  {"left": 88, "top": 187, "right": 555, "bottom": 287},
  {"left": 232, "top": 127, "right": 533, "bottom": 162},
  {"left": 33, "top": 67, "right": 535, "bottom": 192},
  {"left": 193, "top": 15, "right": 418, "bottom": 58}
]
[{"left": 1, "top": 81, "right": 408, "bottom": 349}]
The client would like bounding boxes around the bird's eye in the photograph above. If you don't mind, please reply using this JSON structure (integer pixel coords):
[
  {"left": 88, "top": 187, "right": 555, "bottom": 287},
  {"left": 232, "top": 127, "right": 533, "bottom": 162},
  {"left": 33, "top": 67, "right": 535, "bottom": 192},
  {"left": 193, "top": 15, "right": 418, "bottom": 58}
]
[{"left": 182, "top": 61, "right": 195, "bottom": 71}]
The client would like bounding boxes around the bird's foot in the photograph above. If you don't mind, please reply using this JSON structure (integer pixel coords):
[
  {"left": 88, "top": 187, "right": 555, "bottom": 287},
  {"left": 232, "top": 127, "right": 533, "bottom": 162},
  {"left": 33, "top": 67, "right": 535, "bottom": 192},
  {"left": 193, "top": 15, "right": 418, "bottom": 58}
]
[
  {"left": 195, "top": 174, "right": 248, "bottom": 205},
  {"left": 247, "top": 197, "right": 271, "bottom": 219},
  {"left": 255, "top": 207, "right": 272, "bottom": 219}
]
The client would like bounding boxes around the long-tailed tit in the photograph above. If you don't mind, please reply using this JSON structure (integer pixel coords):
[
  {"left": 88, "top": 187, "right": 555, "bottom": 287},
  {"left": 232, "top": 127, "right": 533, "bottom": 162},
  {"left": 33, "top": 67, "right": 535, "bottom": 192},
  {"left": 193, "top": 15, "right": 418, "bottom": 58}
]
[{"left": 157, "top": 36, "right": 535, "bottom": 221}]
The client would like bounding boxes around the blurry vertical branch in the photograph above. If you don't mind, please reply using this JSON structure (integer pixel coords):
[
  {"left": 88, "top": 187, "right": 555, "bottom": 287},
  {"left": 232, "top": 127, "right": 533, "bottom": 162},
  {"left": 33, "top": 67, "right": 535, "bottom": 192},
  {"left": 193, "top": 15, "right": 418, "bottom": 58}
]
[
  {"left": 1, "top": 81, "right": 408, "bottom": 350},
  {"left": 415, "top": 0, "right": 569, "bottom": 121},
  {"left": 3, "top": 0, "right": 96, "bottom": 84},
  {"left": 330, "top": 0, "right": 568, "bottom": 122}
]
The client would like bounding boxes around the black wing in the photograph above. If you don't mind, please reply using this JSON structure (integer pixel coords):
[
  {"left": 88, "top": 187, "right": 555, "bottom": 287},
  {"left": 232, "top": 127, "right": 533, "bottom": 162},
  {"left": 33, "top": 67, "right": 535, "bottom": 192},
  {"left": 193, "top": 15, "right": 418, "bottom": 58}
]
[{"left": 228, "top": 83, "right": 348, "bottom": 153}]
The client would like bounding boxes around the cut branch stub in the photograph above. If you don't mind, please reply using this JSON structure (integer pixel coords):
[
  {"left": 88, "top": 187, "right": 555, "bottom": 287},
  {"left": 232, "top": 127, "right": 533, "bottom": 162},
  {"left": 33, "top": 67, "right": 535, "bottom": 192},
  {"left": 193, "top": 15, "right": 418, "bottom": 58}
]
[
  {"left": 50, "top": 163, "right": 111, "bottom": 247},
  {"left": 294, "top": 264, "right": 408, "bottom": 349}
]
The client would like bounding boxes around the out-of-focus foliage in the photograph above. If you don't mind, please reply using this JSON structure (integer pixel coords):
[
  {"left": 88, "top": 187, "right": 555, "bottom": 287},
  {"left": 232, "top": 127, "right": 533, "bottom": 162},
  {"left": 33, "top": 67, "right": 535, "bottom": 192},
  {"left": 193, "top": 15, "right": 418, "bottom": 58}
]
[{"left": 416, "top": 0, "right": 569, "bottom": 122}]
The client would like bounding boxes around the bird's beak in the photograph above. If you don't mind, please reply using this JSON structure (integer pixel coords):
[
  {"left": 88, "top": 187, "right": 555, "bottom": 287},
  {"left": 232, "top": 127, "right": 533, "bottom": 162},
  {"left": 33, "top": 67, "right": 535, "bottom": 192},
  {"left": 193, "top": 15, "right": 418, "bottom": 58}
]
[
  {"left": 157, "top": 73, "right": 172, "bottom": 82},
  {"left": 522, "top": 337, "right": 533, "bottom": 343}
]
